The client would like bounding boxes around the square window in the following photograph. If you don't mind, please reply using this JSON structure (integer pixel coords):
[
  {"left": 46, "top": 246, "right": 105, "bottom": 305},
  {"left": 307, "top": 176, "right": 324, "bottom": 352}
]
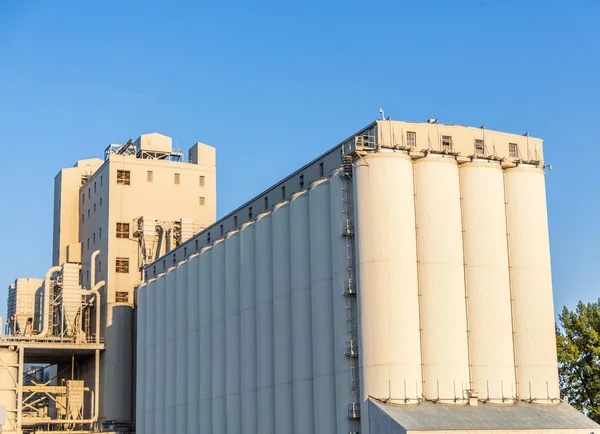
[
  {"left": 117, "top": 170, "right": 130, "bottom": 185},
  {"left": 199, "top": 197, "right": 206, "bottom": 205},
  {"left": 174, "top": 173, "right": 181, "bottom": 185},
  {"left": 147, "top": 171, "right": 153, "bottom": 182},
  {"left": 199, "top": 175, "right": 205, "bottom": 187},
  {"left": 509, "top": 143, "right": 519, "bottom": 158},
  {"left": 407, "top": 131, "right": 417, "bottom": 147},
  {"left": 116, "top": 258, "right": 129, "bottom": 273},
  {"left": 116, "top": 222, "right": 130, "bottom": 239},
  {"left": 442, "top": 135, "right": 453, "bottom": 152},
  {"left": 475, "top": 139, "right": 485, "bottom": 155},
  {"left": 116, "top": 291, "right": 129, "bottom": 303}
]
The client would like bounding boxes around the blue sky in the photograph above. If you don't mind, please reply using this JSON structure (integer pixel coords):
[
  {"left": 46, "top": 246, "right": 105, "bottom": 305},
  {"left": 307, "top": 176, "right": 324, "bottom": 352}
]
[{"left": 0, "top": 0, "right": 598, "bottom": 319}]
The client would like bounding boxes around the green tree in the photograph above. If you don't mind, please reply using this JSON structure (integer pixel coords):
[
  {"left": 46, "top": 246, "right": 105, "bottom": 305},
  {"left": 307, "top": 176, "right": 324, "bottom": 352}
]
[{"left": 556, "top": 299, "right": 600, "bottom": 422}]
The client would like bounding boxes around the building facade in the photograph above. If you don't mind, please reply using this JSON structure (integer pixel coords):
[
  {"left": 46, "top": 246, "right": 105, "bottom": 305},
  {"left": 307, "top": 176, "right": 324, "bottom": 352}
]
[
  {"left": 2, "top": 132, "right": 216, "bottom": 433},
  {"left": 136, "top": 120, "right": 597, "bottom": 434}
]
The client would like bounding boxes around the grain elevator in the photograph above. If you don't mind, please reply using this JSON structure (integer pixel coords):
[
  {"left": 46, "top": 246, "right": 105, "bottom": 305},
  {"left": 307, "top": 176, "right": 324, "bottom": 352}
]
[
  {"left": 2, "top": 119, "right": 599, "bottom": 434},
  {"left": 135, "top": 120, "right": 599, "bottom": 434}
]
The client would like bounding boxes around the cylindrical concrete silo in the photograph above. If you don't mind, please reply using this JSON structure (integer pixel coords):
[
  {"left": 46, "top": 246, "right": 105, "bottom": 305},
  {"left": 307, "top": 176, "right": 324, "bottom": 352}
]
[
  {"left": 309, "top": 178, "right": 337, "bottom": 434},
  {"left": 255, "top": 211, "right": 275, "bottom": 434},
  {"left": 211, "top": 239, "right": 226, "bottom": 434},
  {"left": 0, "top": 347, "right": 19, "bottom": 434},
  {"left": 225, "top": 230, "right": 241, "bottom": 434},
  {"left": 329, "top": 170, "right": 356, "bottom": 433},
  {"left": 289, "top": 190, "right": 314, "bottom": 434},
  {"left": 165, "top": 267, "right": 177, "bottom": 430},
  {"left": 272, "top": 201, "right": 294, "bottom": 434},
  {"left": 199, "top": 246, "right": 213, "bottom": 434},
  {"left": 175, "top": 260, "right": 188, "bottom": 433},
  {"left": 186, "top": 254, "right": 200, "bottom": 433},
  {"left": 459, "top": 160, "right": 516, "bottom": 403},
  {"left": 136, "top": 283, "right": 147, "bottom": 434},
  {"left": 353, "top": 152, "right": 423, "bottom": 434},
  {"left": 504, "top": 165, "right": 559, "bottom": 403},
  {"left": 239, "top": 222, "right": 258, "bottom": 434},
  {"left": 154, "top": 273, "right": 167, "bottom": 434},
  {"left": 145, "top": 278, "right": 157, "bottom": 434},
  {"left": 414, "top": 154, "right": 470, "bottom": 404}
]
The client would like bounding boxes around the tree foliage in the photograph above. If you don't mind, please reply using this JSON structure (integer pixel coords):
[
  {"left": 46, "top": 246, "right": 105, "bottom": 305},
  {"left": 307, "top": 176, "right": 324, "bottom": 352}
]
[{"left": 556, "top": 299, "right": 600, "bottom": 422}]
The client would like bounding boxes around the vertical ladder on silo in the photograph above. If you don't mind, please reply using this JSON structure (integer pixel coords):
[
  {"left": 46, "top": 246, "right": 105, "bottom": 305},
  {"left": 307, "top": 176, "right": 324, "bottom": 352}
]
[{"left": 341, "top": 169, "right": 361, "bottom": 431}]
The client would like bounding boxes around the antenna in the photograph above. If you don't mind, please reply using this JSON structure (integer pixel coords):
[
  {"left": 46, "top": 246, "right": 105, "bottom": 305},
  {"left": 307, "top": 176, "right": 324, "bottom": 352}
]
[{"left": 379, "top": 108, "right": 385, "bottom": 120}]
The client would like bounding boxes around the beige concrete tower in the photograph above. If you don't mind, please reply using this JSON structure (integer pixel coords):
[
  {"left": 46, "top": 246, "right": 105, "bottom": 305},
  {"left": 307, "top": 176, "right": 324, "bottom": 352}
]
[{"left": 52, "top": 133, "right": 217, "bottom": 427}]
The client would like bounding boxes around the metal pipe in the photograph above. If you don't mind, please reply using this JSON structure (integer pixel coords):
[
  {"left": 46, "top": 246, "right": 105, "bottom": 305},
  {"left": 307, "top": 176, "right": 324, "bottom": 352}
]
[
  {"left": 95, "top": 349, "right": 100, "bottom": 426},
  {"left": 90, "top": 250, "right": 100, "bottom": 288},
  {"left": 17, "top": 345, "right": 24, "bottom": 432},
  {"left": 81, "top": 281, "right": 104, "bottom": 344},
  {"left": 39, "top": 266, "right": 62, "bottom": 337}
]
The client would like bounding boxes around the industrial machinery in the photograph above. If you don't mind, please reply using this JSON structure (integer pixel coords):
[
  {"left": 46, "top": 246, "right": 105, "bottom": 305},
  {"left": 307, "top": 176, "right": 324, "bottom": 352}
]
[{"left": 1, "top": 252, "right": 104, "bottom": 434}]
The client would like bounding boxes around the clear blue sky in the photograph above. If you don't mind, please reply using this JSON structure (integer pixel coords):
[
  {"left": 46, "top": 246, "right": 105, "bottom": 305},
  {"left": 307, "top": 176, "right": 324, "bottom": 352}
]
[{"left": 0, "top": 0, "right": 598, "bottom": 320}]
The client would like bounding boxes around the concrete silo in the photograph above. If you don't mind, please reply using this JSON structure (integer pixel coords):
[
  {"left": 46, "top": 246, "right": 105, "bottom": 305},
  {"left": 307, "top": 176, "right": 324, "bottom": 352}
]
[
  {"left": 459, "top": 160, "right": 516, "bottom": 403},
  {"left": 289, "top": 190, "right": 314, "bottom": 434},
  {"left": 144, "top": 278, "right": 156, "bottom": 434},
  {"left": 199, "top": 246, "right": 213, "bottom": 434},
  {"left": 165, "top": 268, "right": 177, "bottom": 430},
  {"left": 272, "top": 202, "right": 294, "bottom": 434},
  {"left": 255, "top": 212, "right": 275, "bottom": 434},
  {"left": 329, "top": 170, "right": 358, "bottom": 433},
  {"left": 175, "top": 261, "right": 188, "bottom": 433},
  {"left": 154, "top": 273, "right": 167, "bottom": 433},
  {"left": 309, "top": 178, "right": 337, "bottom": 434},
  {"left": 413, "top": 154, "right": 470, "bottom": 404},
  {"left": 186, "top": 254, "right": 200, "bottom": 433},
  {"left": 504, "top": 165, "right": 559, "bottom": 403},
  {"left": 225, "top": 231, "right": 241, "bottom": 434},
  {"left": 136, "top": 283, "right": 147, "bottom": 434},
  {"left": 353, "top": 151, "right": 423, "bottom": 434},
  {"left": 239, "top": 222, "right": 258, "bottom": 434},
  {"left": 211, "top": 239, "right": 226, "bottom": 434}
]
